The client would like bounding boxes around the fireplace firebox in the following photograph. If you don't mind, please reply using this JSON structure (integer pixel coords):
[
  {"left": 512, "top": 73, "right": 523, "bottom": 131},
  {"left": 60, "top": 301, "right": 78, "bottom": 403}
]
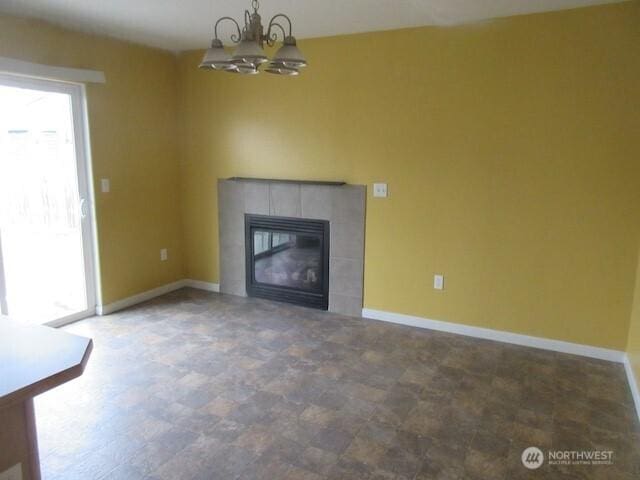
[{"left": 245, "top": 214, "right": 329, "bottom": 309}]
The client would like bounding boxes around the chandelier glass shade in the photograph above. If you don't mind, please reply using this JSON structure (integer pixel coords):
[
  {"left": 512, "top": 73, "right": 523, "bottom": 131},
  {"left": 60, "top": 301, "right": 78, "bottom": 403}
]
[{"left": 199, "top": 0, "right": 307, "bottom": 76}]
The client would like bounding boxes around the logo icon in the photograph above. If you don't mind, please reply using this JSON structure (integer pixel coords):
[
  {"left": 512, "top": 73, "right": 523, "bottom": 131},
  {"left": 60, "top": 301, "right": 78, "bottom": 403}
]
[{"left": 522, "top": 447, "right": 544, "bottom": 469}]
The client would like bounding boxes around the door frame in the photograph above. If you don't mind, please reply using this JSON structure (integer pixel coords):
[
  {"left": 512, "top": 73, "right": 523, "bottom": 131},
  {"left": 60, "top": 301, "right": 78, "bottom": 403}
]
[{"left": 0, "top": 73, "right": 100, "bottom": 326}]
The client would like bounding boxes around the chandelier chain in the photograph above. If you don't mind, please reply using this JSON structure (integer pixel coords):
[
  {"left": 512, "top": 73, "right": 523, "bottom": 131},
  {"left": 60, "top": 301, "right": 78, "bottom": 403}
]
[{"left": 252, "top": 0, "right": 259, "bottom": 13}]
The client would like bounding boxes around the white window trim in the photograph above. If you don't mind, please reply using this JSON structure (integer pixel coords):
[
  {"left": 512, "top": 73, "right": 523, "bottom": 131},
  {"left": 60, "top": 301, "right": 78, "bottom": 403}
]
[{"left": 0, "top": 56, "right": 106, "bottom": 84}]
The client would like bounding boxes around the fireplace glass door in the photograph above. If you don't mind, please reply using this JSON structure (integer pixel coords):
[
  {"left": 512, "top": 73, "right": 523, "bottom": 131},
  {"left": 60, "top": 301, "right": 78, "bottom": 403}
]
[{"left": 245, "top": 215, "right": 329, "bottom": 309}]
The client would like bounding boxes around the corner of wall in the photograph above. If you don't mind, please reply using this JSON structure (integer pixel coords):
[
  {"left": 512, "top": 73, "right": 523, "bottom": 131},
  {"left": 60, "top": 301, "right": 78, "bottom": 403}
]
[{"left": 625, "top": 244, "right": 640, "bottom": 420}]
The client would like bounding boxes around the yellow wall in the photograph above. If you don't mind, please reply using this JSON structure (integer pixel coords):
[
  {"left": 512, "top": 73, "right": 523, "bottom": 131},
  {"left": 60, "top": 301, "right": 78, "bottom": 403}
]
[
  {"left": 178, "top": 2, "right": 640, "bottom": 350},
  {"left": 0, "top": 16, "right": 185, "bottom": 304}
]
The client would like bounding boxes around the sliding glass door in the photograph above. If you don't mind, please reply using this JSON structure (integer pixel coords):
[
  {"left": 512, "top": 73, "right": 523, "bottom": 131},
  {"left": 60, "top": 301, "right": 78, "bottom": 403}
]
[{"left": 0, "top": 74, "right": 96, "bottom": 326}]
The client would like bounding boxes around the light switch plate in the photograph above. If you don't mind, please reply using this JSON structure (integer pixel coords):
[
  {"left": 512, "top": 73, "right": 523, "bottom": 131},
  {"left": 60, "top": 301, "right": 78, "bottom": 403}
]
[
  {"left": 160, "top": 248, "right": 168, "bottom": 261},
  {"left": 0, "top": 463, "right": 23, "bottom": 480},
  {"left": 434, "top": 274, "right": 444, "bottom": 290},
  {"left": 373, "top": 183, "right": 388, "bottom": 198},
  {"left": 100, "top": 178, "right": 110, "bottom": 193}
]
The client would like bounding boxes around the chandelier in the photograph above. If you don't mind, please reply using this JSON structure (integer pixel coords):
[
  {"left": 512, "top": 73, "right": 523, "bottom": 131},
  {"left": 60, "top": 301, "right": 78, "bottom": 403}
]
[{"left": 199, "top": 0, "right": 307, "bottom": 76}]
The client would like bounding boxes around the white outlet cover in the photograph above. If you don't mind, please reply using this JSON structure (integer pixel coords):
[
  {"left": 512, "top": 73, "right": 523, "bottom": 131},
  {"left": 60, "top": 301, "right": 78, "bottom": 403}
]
[
  {"left": 100, "top": 178, "right": 110, "bottom": 193},
  {"left": 160, "top": 248, "right": 168, "bottom": 261},
  {"left": 434, "top": 274, "right": 444, "bottom": 290},
  {"left": 373, "top": 183, "right": 388, "bottom": 198}
]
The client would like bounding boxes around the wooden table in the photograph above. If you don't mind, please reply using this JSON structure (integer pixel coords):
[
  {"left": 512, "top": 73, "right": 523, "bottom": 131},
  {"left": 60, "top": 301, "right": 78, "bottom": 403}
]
[{"left": 0, "top": 320, "right": 92, "bottom": 480}]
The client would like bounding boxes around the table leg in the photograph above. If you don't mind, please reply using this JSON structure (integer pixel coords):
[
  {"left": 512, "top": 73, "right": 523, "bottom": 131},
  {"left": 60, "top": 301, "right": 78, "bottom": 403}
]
[{"left": 0, "top": 398, "right": 41, "bottom": 480}]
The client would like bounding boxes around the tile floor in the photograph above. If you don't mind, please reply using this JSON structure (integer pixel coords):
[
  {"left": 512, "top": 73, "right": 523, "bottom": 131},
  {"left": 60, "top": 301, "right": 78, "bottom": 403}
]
[{"left": 36, "top": 288, "right": 640, "bottom": 479}]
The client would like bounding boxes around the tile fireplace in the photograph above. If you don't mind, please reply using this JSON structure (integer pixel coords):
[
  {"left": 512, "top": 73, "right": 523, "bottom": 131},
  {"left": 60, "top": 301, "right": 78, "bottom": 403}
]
[{"left": 218, "top": 178, "right": 365, "bottom": 317}]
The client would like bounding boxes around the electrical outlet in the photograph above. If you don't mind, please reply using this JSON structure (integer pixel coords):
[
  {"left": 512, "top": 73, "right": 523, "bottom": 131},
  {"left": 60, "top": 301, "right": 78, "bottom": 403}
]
[
  {"left": 373, "top": 183, "right": 388, "bottom": 198},
  {"left": 434, "top": 274, "right": 444, "bottom": 290},
  {"left": 100, "top": 178, "right": 110, "bottom": 193},
  {"left": 160, "top": 248, "right": 168, "bottom": 261}
]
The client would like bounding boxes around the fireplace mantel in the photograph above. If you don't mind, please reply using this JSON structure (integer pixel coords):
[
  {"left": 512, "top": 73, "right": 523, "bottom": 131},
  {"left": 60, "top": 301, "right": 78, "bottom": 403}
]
[{"left": 228, "top": 177, "right": 346, "bottom": 187}]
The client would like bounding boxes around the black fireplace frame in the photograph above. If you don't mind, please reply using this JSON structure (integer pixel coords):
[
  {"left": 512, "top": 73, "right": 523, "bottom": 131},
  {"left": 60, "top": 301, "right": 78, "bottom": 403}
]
[{"left": 245, "top": 214, "right": 330, "bottom": 310}]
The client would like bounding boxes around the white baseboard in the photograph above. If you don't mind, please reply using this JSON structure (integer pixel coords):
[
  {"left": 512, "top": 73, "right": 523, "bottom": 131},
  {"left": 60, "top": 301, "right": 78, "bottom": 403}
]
[
  {"left": 46, "top": 308, "right": 96, "bottom": 328},
  {"left": 184, "top": 279, "right": 220, "bottom": 292},
  {"left": 624, "top": 355, "right": 640, "bottom": 422},
  {"left": 362, "top": 308, "right": 625, "bottom": 363},
  {"left": 96, "top": 279, "right": 220, "bottom": 315},
  {"left": 96, "top": 280, "right": 187, "bottom": 315}
]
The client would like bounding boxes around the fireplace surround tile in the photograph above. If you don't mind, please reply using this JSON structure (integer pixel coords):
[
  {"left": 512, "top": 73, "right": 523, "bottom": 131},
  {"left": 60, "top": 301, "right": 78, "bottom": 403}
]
[
  {"left": 329, "top": 257, "right": 364, "bottom": 298},
  {"left": 301, "top": 185, "right": 333, "bottom": 221},
  {"left": 244, "top": 181, "right": 269, "bottom": 215},
  {"left": 331, "top": 185, "right": 365, "bottom": 224},
  {"left": 219, "top": 181, "right": 245, "bottom": 248},
  {"left": 330, "top": 221, "right": 365, "bottom": 260},
  {"left": 219, "top": 179, "right": 245, "bottom": 214},
  {"left": 329, "top": 293, "right": 363, "bottom": 317},
  {"left": 219, "top": 212, "right": 244, "bottom": 248},
  {"left": 218, "top": 179, "right": 365, "bottom": 317},
  {"left": 269, "top": 183, "right": 302, "bottom": 218},
  {"left": 219, "top": 245, "right": 246, "bottom": 297}
]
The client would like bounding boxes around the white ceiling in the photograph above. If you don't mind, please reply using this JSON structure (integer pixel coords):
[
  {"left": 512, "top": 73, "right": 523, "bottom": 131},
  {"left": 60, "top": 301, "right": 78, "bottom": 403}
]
[{"left": 0, "top": 0, "right": 626, "bottom": 52}]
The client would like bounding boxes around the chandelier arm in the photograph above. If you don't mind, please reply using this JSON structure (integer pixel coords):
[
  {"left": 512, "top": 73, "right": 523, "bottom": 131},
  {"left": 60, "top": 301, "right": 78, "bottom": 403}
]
[
  {"left": 214, "top": 16, "right": 242, "bottom": 43},
  {"left": 266, "top": 13, "right": 293, "bottom": 39},
  {"left": 265, "top": 22, "right": 286, "bottom": 46}
]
